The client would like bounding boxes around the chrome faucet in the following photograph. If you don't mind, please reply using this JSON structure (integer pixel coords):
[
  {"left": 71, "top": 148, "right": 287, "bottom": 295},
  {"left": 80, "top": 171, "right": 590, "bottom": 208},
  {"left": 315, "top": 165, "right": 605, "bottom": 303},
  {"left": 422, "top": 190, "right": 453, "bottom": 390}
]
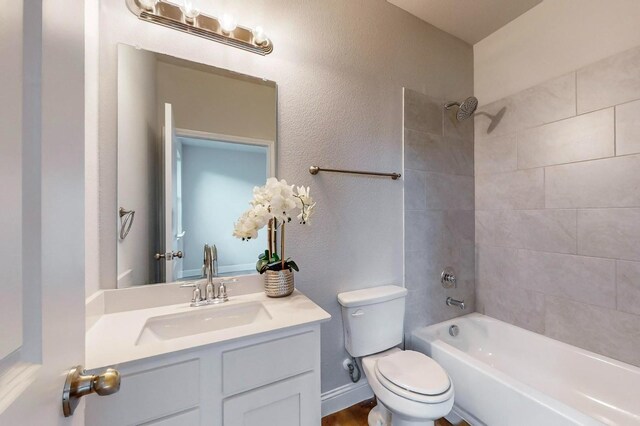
[
  {"left": 446, "top": 297, "right": 466, "bottom": 310},
  {"left": 204, "top": 244, "right": 218, "bottom": 279},
  {"left": 179, "top": 244, "right": 231, "bottom": 307},
  {"left": 203, "top": 243, "right": 226, "bottom": 304}
]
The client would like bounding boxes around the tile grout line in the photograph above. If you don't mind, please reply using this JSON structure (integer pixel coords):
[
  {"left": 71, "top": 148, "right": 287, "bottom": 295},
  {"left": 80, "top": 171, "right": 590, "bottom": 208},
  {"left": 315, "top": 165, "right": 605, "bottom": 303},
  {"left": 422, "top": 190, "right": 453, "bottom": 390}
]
[
  {"left": 614, "top": 260, "right": 619, "bottom": 311},
  {"left": 614, "top": 105, "right": 617, "bottom": 157},
  {"left": 476, "top": 241, "right": 640, "bottom": 264}
]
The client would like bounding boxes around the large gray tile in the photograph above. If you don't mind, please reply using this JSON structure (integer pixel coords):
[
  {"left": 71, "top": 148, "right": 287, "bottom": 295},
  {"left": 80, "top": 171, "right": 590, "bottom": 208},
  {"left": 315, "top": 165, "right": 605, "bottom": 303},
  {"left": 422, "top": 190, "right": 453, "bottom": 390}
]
[
  {"left": 546, "top": 154, "right": 640, "bottom": 208},
  {"left": 617, "top": 260, "right": 640, "bottom": 316},
  {"left": 577, "top": 208, "right": 640, "bottom": 262},
  {"left": 616, "top": 99, "right": 640, "bottom": 156},
  {"left": 404, "top": 88, "right": 443, "bottom": 135},
  {"left": 475, "top": 73, "right": 576, "bottom": 138},
  {"left": 444, "top": 136, "right": 474, "bottom": 177},
  {"left": 475, "top": 209, "right": 577, "bottom": 254},
  {"left": 475, "top": 133, "right": 517, "bottom": 175},
  {"left": 404, "top": 169, "right": 426, "bottom": 211},
  {"left": 517, "top": 108, "right": 614, "bottom": 169},
  {"left": 480, "top": 285, "right": 546, "bottom": 334},
  {"left": 476, "top": 245, "right": 545, "bottom": 333},
  {"left": 518, "top": 250, "right": 615, "bottom": 308},
  {"left": 443, "top": 210, "right": 475, "bottom": 247},
  {"left": 404, "top": 127, "right": 444, "bottom": 171},
  {"left": 424, "top": 172, "right": 474, "bottom": 210},
  {"left": 546, "top": 297, "right": 640, "bottom": 367},
  {"left": 404, "top": 130, "right": 473, "bottom": 176},
  {"left": 476, "top": 169, "right": 544, "bottom": 210},
  {"left": 405, "top": 210, "right": 441, "bottom": 253},
  {"left": 577, "top": 45, "right": 640, "bottom": 114},
  {"left": 476, "top": 245, "right": 518, "bottom": 292},
  {"left": 405, "top": 209, "right": 474, "bottom": 250}
]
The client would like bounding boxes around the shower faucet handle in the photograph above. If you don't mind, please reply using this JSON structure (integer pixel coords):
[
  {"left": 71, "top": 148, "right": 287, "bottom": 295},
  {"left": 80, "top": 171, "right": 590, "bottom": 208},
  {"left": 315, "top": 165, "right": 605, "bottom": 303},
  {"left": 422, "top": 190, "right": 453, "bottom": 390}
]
[{"left": 441, "top": 267, "right": 457, "bottom": 288}]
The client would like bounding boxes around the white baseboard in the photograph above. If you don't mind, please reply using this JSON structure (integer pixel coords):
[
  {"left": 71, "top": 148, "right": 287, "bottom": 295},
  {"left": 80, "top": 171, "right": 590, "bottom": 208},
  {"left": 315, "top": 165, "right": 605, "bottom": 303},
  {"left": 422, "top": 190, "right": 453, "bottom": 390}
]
[{"left": 321, "top": 381, "right": 374, "bottom": 417}]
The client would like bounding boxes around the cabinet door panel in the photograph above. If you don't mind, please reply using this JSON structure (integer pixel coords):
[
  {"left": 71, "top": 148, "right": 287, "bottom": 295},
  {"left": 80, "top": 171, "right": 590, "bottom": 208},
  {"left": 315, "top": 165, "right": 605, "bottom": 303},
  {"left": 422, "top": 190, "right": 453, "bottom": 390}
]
[
  {"left": 222, "top": 331, "right": 315, "bottom": 395},
  {"left": 86, "top": 359, "right": 200, "bottom": 426},
  {"left": 223, "top": 373, "right": 317, "bottom": 426},
  {"left": 142, "top": 408, "right": 199, "bottom": 426}
]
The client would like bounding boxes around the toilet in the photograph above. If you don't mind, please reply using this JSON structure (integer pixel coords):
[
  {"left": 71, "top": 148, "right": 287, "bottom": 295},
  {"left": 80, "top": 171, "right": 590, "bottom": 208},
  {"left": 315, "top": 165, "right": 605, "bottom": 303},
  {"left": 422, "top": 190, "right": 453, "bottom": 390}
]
[{"left": 338, "top": 285, "right": 454, "bottom": 426}]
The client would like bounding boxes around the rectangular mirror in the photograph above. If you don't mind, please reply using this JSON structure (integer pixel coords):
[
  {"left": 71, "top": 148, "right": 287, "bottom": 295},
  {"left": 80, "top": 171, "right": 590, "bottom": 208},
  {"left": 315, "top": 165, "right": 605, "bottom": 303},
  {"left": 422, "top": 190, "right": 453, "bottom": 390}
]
[{"left": 117, "top": 44, "right": 277, "bottom": 287}]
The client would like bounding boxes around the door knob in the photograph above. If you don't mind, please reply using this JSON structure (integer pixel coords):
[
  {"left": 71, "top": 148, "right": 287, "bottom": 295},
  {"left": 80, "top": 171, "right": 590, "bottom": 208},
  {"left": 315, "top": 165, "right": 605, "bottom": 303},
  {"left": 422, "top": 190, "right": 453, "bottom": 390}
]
[
  {"left": 154, "top": 250, "right": 183, "bottom": 260},
  {"left": 62, "top": 365, "right": 121, "bottom": 417}
]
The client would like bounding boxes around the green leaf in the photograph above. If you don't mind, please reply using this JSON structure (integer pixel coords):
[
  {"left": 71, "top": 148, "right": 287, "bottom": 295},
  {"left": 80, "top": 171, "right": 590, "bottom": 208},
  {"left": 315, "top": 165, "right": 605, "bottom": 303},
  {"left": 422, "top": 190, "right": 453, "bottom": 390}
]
[{"left": 287, "top": 260, "right": 299, "bottom": 272}]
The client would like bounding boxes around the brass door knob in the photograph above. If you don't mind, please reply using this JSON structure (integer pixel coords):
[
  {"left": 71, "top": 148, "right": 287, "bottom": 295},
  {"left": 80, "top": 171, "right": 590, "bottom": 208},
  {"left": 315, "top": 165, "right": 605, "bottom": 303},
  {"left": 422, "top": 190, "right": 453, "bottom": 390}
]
[{"left": 62, "top": 365, "right": 121, "bottom": 417}]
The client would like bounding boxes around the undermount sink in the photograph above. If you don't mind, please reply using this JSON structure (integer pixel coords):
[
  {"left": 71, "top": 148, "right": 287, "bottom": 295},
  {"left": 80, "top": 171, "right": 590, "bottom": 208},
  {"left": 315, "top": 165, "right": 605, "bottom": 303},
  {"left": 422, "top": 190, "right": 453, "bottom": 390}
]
[{"left": 136, "top": 302, "right": 272, "bottom": 345}]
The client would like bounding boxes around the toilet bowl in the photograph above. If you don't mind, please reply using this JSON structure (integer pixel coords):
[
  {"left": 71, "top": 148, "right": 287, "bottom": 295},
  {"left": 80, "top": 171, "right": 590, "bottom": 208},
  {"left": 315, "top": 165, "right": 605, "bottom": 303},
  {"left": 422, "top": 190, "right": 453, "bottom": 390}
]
[{"left": 362, "top": 348, "right": 454, "bottom": 426}]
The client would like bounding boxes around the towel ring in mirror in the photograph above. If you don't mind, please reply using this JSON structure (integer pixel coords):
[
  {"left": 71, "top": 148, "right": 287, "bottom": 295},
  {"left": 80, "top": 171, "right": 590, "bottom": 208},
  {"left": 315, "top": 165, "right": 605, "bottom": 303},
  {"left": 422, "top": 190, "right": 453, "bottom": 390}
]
[{"left": 119, "top": 207, "right": 135, "bottom": 240}]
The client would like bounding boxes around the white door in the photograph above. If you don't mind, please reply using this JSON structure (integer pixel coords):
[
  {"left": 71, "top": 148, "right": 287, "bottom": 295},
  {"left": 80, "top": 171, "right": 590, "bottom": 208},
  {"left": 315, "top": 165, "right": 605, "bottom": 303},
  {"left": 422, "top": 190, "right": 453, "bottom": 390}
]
[
  {"left": 0, "top": 0, "right": 88, "bottom": 424},
  {"left": 164, "top": 103, "right": 182, "bottom": 282}
]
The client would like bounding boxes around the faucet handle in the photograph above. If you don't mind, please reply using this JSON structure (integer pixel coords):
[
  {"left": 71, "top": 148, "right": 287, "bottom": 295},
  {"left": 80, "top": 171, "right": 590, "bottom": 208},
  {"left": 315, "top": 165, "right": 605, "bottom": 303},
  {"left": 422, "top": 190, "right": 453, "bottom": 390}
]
[{"left": 217, "top": 278, "right": 237, "bottom": 301}]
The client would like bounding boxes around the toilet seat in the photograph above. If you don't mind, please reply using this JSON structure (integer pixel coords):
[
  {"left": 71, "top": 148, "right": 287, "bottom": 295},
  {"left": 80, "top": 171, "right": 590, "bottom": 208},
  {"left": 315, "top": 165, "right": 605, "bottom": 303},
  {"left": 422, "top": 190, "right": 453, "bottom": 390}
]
[{"left": 374, "top": 350, "right": 452, "bottom": 404}]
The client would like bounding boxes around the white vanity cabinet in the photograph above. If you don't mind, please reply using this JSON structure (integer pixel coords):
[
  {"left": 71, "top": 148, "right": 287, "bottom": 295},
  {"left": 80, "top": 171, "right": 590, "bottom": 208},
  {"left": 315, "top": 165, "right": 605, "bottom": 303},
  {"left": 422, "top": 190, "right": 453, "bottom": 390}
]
[{"left": 86, "top": 325, "right": 322, "bottom": 426}]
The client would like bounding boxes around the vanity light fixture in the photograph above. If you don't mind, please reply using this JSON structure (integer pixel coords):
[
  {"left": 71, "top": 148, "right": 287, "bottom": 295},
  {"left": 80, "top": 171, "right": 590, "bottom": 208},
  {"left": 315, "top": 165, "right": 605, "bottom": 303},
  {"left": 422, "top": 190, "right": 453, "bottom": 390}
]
[
  {"left": 179, "top": 0, "right": 200, "bottom": 23},
  {"left": 138, "top": 0, "right": 158, "bottom": 11},
  {"left": 219, "top": 13, "right": 237, "bottom": 34},
  {"left": 125, "top": 0, "right": 273, "bottom": 55}
]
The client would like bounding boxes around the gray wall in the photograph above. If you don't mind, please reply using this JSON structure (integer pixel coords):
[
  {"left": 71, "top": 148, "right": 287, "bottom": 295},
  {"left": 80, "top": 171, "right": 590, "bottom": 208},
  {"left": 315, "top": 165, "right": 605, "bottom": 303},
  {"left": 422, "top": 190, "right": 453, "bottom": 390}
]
[
  {"left": 403, "top": 89, "right": 475, "bottom": 335},
  {"left": 94, "top": 0, "right": 473, "bottom": 394},
  {"left": 475, "top": 45, "right": 640, "bottom": 367}
]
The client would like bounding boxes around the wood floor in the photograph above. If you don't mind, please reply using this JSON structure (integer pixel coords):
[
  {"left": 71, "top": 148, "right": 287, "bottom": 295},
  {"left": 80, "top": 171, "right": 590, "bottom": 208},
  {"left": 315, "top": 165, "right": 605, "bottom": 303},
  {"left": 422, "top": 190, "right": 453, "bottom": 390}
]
[{"left": 321, "top": 398, "right": 469, "bottom": 426}]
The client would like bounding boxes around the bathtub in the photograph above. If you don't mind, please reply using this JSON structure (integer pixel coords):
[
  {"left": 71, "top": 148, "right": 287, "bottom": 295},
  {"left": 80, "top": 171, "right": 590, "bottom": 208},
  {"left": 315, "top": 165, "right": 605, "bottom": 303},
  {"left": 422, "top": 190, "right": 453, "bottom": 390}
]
[{"left": 411, "top": 313, "right": 640, "bottom": 426}]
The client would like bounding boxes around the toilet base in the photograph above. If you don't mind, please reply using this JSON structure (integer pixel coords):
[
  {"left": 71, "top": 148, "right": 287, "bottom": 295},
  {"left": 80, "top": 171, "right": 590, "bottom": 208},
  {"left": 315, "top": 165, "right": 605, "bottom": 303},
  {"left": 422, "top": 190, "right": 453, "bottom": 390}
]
[{"left": 368, "top": 402, "right": 435, "bottom": 426}]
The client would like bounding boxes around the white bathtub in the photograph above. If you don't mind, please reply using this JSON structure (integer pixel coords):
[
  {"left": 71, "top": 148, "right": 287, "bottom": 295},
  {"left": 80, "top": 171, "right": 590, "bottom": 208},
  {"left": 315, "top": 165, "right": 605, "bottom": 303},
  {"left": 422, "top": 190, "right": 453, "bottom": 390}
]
[{"left": 411, "top": 313, "right": 640, "bottom": 426}]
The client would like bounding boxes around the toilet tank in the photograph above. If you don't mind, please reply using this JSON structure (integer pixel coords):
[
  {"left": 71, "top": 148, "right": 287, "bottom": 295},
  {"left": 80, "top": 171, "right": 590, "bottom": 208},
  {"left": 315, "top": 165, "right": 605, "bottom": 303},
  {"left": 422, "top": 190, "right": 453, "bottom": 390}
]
[{"left": 337, "top": 285, "right": 408, "bottom": 357}]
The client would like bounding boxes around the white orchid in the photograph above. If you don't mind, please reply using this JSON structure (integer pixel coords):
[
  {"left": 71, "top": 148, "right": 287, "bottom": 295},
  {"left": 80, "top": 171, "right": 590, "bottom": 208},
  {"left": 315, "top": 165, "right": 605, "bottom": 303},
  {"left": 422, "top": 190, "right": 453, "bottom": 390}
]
[
  {"left": 233, "top": 178, "right": 316, "bottom": 240},
  {"left": 295, "top": 186, "right": 316, "bottom": 224}
]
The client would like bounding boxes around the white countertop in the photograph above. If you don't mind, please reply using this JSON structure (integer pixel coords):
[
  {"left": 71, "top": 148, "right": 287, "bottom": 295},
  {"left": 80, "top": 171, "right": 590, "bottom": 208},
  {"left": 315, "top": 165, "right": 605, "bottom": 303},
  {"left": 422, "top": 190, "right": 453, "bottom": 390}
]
[{"left": 86, "top": 289, "right": 331, "bottom": 369}]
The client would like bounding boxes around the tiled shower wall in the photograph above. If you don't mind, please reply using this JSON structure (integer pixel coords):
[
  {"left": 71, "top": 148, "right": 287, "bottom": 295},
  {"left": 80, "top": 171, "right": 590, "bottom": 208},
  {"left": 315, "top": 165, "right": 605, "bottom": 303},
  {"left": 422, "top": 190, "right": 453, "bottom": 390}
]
[
  {"left": 404, "top": 89, "right": 475, "bottom": 334},
  {"left": 475, "top": 45, "right": 640, "bottom": 366}
]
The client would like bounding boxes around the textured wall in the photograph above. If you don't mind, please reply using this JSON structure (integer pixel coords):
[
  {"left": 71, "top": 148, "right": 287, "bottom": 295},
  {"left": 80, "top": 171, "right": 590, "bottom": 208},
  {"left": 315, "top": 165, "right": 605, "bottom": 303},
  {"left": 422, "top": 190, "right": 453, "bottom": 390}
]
[
  {"left": 475, "top": 45, "right": 640, "bottom": 367},
  {"left": 403, "top": 89, "right": 475, "bottom": 336},
  {"left": 95, "top": 0, "right": 472, "bottom": 394}
]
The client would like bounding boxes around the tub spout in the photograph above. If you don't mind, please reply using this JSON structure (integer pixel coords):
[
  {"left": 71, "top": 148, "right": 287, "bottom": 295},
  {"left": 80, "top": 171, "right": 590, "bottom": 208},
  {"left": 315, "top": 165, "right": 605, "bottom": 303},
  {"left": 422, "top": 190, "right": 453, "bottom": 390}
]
[{"left": 446, "top": 297, "right": 465, "bottom": 310}]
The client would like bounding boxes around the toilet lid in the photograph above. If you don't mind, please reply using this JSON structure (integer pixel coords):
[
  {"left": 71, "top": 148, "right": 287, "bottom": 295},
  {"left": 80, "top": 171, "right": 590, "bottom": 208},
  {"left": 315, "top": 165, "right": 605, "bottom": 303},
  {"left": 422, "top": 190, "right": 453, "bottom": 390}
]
[{"left": 376, "top": 350, "right": 450, "bottom": 395}]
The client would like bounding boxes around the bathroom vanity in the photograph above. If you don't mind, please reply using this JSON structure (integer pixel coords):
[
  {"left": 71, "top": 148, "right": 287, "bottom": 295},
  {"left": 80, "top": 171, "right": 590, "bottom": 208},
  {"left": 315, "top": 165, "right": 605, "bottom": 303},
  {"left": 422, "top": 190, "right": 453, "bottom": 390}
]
[{"left": 84, "top": 278, "right": 330, "bottom": 426}]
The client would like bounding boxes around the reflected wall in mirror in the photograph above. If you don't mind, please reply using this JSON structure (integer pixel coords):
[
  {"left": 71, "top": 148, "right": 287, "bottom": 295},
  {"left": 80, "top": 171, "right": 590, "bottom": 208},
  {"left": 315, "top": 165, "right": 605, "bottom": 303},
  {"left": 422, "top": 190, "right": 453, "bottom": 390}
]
[{"left": 117, "top": 44, "right": 277, "bottom": 288}]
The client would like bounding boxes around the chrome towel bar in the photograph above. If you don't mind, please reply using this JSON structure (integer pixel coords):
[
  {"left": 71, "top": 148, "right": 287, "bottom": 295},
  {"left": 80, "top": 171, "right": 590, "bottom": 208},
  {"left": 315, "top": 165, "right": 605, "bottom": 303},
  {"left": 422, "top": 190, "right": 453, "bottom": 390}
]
[{"left": 309, "top": 166, "right": 401, "bottom": 180}]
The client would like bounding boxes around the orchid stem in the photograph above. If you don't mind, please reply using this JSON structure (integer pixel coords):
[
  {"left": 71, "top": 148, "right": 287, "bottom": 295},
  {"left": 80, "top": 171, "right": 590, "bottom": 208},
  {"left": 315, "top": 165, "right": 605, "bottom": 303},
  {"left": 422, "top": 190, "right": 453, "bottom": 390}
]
[
  {"left": 267, "top": 219, "right": 273, "bottom": 259},
  {"left": 281, "top": 223, "right": 285, "bottom": 270}
]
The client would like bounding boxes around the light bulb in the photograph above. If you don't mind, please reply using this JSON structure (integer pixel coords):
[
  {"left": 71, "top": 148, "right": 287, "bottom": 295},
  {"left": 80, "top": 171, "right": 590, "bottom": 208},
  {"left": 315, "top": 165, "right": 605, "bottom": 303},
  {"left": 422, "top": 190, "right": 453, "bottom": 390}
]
[
  {"left": 138, "top": 0, "right": 158, "bottom": 11},
  {"left": 180, "top": 0, "right": 200, "bottom": 22},
  {"left": 252, "top": 26, "right": 268, "bottom": 46},
  {"left": 220, "top": 13, "right": 237, "bottom": 33}
]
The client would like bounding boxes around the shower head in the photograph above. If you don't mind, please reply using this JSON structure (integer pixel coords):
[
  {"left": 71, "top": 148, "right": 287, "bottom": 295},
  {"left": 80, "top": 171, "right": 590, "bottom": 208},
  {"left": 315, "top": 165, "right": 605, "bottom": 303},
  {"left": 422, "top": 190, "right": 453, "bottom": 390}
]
[{"left": 445, "top": 96, "right": 478, "bottom": 121}]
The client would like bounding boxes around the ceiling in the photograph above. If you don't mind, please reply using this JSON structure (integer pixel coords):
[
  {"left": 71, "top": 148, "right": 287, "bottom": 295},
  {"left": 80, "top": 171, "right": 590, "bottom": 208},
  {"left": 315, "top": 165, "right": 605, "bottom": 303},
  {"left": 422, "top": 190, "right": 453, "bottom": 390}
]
[{"left": 387, "top": 0, "right": 543, "bottom": 45}]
